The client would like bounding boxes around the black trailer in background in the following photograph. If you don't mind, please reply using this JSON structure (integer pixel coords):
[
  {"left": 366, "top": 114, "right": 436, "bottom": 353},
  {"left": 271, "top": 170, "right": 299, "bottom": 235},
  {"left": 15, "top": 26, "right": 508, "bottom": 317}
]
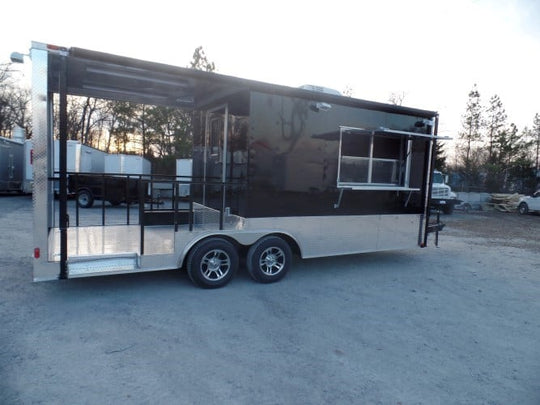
[
  {"left": 31, "top": 42, "right": 440, "bottom": 287},
  {"left": 0, "top": 137, "right": 25, "bottom": 192}
]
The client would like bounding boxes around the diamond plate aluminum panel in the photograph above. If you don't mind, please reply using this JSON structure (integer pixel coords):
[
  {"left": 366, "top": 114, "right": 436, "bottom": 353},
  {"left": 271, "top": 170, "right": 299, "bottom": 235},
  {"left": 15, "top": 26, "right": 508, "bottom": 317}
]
[
  {"left": 32, "top": 44, "right": 60, "bottom": 281},
  {"left": 68, "top": 255, "right": 138, "bottom": 276}
]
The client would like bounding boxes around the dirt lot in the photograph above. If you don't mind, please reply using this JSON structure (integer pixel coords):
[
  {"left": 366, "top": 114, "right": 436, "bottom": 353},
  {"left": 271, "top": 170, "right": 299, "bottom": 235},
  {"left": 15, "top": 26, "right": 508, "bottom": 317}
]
[
  {"left": 1, "top": 195, "right": 539, "bottom": 404},
  {"left": 444, "top": 210, "right": 540, "bottom": 253}
]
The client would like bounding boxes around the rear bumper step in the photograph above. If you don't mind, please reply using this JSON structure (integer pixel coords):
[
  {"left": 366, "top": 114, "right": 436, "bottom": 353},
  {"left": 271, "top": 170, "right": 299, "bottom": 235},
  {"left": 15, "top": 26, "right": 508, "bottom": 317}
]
[{"left": 68, "top": 254, "right": 139, "bottom": 277}]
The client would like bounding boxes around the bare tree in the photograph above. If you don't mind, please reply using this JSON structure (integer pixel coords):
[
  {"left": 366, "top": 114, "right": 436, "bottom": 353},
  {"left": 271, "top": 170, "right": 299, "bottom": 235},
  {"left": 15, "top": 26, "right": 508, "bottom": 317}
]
[
  {"left": 0, "top": 63, "right": 31, "bottom": 138},
  {"left": 342, "top": 86, "right": 354, "bottom": 97},
  {"left": 189, "top": 46, "right": 216, "bottom": 72},
  {"left": 388, "top": 91, "right": 405, "bottom": 106}
]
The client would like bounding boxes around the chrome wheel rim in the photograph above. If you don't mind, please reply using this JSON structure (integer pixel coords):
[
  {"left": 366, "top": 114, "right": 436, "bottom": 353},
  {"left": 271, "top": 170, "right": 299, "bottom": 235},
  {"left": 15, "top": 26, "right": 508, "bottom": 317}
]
[
  {"left": 200, "top": 249, "right": 231, "bottom": 281},
  {"left": 259, "top": 247, "right": 285, "bottom": 275}
]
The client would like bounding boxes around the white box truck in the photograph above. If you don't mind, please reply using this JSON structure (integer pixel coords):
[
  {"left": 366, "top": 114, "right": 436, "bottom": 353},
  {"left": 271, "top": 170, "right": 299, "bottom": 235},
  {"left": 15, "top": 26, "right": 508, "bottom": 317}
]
[{"left": 431, "top": 170, "right": 461, "bottom": 214}]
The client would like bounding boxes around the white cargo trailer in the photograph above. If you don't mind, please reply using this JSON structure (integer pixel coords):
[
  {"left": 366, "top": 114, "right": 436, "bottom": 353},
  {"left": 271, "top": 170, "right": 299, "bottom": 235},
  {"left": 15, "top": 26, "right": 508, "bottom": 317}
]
[
  {"left": 176, "top": 159, "right": 192, "bottom": 197},
  {"left": 104, "top": 154, "right": 151, "bottom": 175},
  {"left": 28, "top": 42, "right": 443, "bottom": 288},
  {"left": 53, "top": 140, "right": 105, "bottom": 174}
]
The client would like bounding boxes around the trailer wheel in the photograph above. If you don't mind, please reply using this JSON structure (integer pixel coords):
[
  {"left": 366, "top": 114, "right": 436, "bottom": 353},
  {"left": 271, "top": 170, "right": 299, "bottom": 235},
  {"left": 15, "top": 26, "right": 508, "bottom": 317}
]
[
  {"left": 77, "top": 189, "right": 94, "bottom": 208},
  {"left": 187, "top": 238, "right": 239, "bottom": 288},
  {"left": 247, "top": 236, "right": 292, "bottom": 283}
]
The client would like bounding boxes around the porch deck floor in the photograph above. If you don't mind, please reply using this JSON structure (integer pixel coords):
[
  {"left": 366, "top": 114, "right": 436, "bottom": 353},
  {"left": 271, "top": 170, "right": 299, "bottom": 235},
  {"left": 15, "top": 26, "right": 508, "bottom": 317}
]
[{"left": 49, "top": 225, "right": 175, "bottom": 261}]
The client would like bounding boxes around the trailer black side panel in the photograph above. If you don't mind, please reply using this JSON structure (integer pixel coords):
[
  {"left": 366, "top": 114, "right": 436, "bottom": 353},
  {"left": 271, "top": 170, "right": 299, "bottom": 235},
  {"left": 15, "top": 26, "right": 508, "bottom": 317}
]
[{"left": 241, "top": 91, "right": 431, "bottom": 218}]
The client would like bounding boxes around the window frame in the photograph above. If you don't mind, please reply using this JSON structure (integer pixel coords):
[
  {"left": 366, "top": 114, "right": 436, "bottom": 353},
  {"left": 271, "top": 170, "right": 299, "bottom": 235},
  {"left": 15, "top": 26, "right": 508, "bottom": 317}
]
[{"left": 336, "top": 126, "right": 433, "bottom": 191}]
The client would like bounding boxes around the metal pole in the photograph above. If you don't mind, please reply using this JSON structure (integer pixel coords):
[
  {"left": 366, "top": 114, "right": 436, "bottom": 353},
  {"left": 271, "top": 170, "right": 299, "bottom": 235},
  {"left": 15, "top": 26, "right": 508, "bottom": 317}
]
[
  {"left": 422, "top": 116, "right": 439, "bottom": 247},
  {"left": 58, "top": 56, "right": 68, "bottom": 279},
  {"left": 139, "top": 176, "right": 145, "bottom": 255},
  {"left": 336, "top": 127, "right": 344, "bottom": 186},
  {"left": 101, "top": 174, "right": 105, "bottom": 226},
  {"left": 189, "top": 195, "right": 193, "bottom": 232},
  {"left": 174, "top": 181, "right": 178, "bottom": 232},
  {"left": 203, "top": 111, "right": 209, "bottom": 206},
  {"left": 220, "top": 183, "right": 225, "bottom": 230},
  {"left": 75, "top": 176, "right": 80, "bottom": 226},
  {"left": 222, "top": 104, "right": 229, "bottom": 184},
  {"left": 435, "top": 210, "right": 440, "bottom": 247},
  {"left": 367, "top": 132, "right": 374, "bottom": 183},
  {"left": 126, "top": 175, "right": 130, "bottom": 225},
  {"left": 405, "top": 139, "right": 412, "bottom": 188}
]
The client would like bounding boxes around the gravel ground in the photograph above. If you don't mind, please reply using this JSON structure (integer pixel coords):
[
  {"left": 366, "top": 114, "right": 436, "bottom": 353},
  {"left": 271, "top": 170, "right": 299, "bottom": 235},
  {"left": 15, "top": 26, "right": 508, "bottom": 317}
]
[
  {"left": 444, "top": 210, "right": 540, "bottom": 253},
  {"left": 0, "top": 195, "right": 539, "bottom": 404}
]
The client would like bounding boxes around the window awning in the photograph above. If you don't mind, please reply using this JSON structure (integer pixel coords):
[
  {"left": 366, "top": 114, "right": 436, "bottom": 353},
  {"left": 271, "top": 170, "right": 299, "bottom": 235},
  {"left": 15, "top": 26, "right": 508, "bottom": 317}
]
[{"left": 340, "top": 126, "right": 448, "bottom": 140}]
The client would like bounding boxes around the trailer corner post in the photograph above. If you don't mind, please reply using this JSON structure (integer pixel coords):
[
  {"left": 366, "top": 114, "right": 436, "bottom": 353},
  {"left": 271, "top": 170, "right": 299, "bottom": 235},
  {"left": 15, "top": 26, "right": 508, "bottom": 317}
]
[{"left": 30, "top": 43, "right": 58, "bottom": 281}]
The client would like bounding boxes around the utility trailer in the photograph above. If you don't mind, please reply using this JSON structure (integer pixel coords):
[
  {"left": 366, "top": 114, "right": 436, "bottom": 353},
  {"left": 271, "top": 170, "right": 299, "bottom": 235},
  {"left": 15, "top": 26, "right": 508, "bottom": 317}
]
[
  {"left": 69, "top": 153, "right": 151, "bottom": 208},
  {"left": 29, "top": 41, "right": 443, "bottom": 288},
  {"left": 68, "top": 173, "right": 149, "bottom": 208}
]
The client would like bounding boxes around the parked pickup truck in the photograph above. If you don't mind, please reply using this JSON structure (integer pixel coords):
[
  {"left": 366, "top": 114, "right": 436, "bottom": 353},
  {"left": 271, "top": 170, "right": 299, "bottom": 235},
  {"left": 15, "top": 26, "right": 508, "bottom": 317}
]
[{"left": 517, "top": 190, "right": 540, "bottom": 215}]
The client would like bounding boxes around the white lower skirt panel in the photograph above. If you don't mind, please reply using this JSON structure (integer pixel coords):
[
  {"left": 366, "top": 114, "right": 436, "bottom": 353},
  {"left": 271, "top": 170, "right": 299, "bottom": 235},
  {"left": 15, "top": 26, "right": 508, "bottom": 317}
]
[{"left": 244, "top": 214, "right": 421, "bottom": 259}]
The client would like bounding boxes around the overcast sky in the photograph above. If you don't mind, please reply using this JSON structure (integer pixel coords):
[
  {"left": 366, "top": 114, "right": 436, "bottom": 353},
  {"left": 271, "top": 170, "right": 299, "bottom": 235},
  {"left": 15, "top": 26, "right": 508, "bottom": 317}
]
[{"left": 3, "top": 0, "right": 540, "bottom": 141}]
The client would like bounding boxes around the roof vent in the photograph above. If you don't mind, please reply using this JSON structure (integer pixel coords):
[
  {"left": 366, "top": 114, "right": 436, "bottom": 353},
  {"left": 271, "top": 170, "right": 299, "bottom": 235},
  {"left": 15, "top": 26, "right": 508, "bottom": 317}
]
[{"left": 299, "top": 84, "right": 341, "bottom": 96}]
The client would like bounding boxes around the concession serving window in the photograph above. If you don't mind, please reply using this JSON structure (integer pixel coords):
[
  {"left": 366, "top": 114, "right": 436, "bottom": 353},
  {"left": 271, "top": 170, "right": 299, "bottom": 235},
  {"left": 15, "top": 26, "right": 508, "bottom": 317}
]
[{"left": 336, "top": 126, "right": 430, "bottom": 191}]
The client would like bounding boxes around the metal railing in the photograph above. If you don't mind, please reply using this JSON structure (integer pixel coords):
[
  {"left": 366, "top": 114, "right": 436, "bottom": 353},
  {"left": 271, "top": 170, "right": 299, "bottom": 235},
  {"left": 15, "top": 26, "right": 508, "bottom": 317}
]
[{"left": 51, "top": 172, "right": 245, "bottom": 255}]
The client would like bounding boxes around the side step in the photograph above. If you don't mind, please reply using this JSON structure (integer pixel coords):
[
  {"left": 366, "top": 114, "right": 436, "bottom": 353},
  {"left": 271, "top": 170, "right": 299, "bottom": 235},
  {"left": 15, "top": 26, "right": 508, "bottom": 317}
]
[
  {"left": 68, "top": 254, "right": 139, "bottom": 277},
  {"left": 427, "top": 222, "right": 445, "bottom": 233}
]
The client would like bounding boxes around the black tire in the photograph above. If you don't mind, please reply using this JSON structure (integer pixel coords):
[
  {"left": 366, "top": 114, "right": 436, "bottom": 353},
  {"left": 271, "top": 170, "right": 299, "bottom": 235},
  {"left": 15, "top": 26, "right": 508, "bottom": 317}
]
[
  {"left": 187, "top": 238, "right": 239, "bottom": 288},
  {"left": 518, "top": 202, "right": 529, "bottom": 215},
  {"left": 77, "top": 189, "right": 94, "bottom": 208},
  {"left": 442, "top": 204, "right": 454, "bottom": 215},
  {"left": 247, "top": 236, "right": 292, "bottom": 283}
]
